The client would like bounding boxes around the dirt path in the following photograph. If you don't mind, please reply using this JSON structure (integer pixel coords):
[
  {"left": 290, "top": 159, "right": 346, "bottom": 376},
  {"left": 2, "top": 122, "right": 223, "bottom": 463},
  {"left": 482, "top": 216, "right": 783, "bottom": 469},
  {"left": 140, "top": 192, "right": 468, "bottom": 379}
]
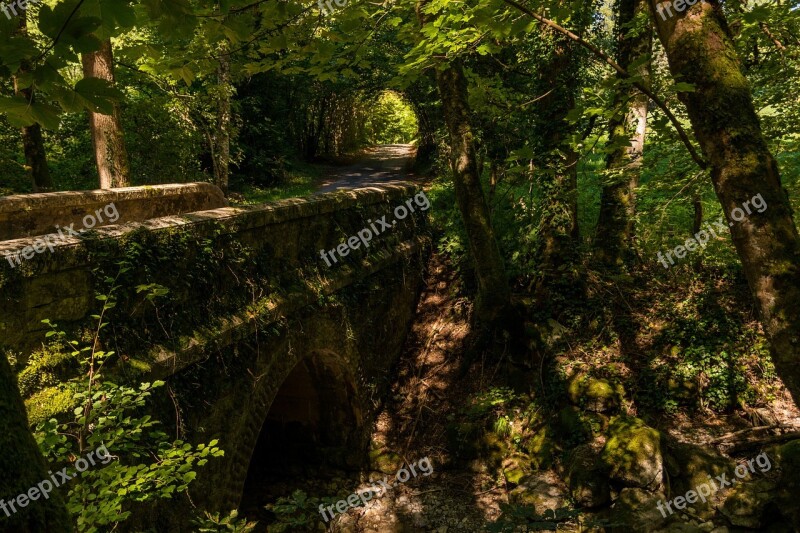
[{"left": 315, "top": 144, "right": 421, "bottom": 193}]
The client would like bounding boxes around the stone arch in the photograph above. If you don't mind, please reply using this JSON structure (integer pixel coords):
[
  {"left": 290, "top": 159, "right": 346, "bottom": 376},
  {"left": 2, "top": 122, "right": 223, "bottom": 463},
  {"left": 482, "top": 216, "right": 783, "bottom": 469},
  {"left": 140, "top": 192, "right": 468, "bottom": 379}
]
[{"left": 243, "top": 348, "right": 365, "bottom": 485}]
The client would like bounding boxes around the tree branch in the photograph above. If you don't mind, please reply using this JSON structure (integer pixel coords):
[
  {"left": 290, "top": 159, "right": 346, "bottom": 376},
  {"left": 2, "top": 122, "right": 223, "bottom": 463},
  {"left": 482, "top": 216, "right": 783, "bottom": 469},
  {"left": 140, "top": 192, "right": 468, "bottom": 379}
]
[{"left": 502, "top": 0, "right": 708, "bottom": 170}]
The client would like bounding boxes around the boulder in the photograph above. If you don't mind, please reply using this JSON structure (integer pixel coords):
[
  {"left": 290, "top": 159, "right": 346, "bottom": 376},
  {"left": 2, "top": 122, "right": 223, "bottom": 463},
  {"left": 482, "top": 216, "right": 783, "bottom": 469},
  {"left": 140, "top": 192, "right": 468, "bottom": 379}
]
[
  {"left": 601, "top": 416, "right": 664, "bottom": 490},
  {"left": 567, "top": 372, "right": 625, "bottom": 413}
]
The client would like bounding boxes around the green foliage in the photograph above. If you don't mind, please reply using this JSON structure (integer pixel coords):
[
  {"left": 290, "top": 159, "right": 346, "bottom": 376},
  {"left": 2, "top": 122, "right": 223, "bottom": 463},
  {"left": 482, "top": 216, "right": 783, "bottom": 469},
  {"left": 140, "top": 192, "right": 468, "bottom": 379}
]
[
  {"left": 192, "top": 510, "right": 258, "bottom": 532},
  {"left": 364, "top": 91, "right": 418, "bottom": 145},
  {"left": 31, "top": 282, "right": 224, "bottom": 531},
  {"left": 264, "top": 489, "right": 328, "bottom": 532}
]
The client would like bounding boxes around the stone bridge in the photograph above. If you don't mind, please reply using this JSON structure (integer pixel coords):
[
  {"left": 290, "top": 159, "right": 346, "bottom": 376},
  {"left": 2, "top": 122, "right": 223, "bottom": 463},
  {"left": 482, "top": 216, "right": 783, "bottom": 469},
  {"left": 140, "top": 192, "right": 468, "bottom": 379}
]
[{"left": 0, "top": 183, "right": 430, "bottom": 523}]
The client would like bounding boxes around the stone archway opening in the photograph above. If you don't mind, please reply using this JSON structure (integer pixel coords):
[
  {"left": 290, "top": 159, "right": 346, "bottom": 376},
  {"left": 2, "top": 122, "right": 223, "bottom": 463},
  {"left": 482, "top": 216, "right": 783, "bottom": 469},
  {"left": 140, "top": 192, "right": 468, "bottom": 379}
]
[{"left": 240, "top": 350, "right": 365, "bottom": 520}]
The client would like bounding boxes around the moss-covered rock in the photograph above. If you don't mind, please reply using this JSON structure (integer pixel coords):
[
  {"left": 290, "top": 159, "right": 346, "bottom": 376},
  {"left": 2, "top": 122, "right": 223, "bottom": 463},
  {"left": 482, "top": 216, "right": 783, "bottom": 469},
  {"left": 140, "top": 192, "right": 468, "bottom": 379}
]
[
  {"left": 567, "top": 372, "right": 625, "bottom": 413},
  {"left": 521, "top": 425, "right": 555, "bottom": 470},
  {"left": 368, "top": 447, "right": 404, "bottom": 474},
  {"left": 24, "top": 386, "right": 74, "bottom": 426},
  {"left": 502, "top": 454, "right": 532, "bottom": 486},
  {"left": 16, "top": 343, "right": 78, "bottom": 398},
  {"left": 601, "top": 416, "right": 663, "bottom": 489}
]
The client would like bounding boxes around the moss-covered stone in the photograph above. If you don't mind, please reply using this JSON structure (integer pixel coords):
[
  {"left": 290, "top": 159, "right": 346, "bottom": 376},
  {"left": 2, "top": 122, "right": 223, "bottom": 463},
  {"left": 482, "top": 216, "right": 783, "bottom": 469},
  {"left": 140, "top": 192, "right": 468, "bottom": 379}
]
[
  {"left": 502, "top": 454, "right": 532, "bottom": 486},
  {"left": 567, "top": 372, "right": 625, "bottom": 413},
  {"left": 24, "top": 386, "right": 74, "bottom": 426},
  {"left": 16, "top": 343, "right": 79, "bottom": 398},
  {"left": 521, "top": 425, "right": 555, "bottom": 470},
  {"left": 601, "top": 416, "right": 663, "bottom": 489},
  {"left": 369, "top": 448, "right": 404, "bottom": 474}
]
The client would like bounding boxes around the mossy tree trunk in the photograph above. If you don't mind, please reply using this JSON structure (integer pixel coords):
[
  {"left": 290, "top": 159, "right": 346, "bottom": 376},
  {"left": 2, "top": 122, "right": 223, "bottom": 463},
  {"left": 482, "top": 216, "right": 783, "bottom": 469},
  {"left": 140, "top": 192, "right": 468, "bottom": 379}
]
[
  {"left": 434, "top": 60, "right": 513, "bottom": 326},
  {"left": 0, "top": 355, "right": 72, "bottom": 531},
  {"left": 531, "top": 31, "right": 582, "bottom": 299},
  {"left": 595, "top": 0, "right": 652, "bottom": 266},
  {"left": 13, "top": 11, "right": 53, "bottom": 193},
  {"left": 649, "top": 0, "right": 800, "bottom": 405},
  {"left": 82, "top": 39, "right": 130, "bottom": 189}
]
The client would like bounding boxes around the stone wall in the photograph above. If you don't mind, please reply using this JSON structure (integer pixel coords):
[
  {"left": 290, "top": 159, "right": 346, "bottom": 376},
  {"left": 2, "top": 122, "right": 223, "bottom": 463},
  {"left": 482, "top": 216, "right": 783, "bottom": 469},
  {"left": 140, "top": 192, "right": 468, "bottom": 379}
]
[{"left": 0, "top": 183, "right": 228, "bottom": 240}]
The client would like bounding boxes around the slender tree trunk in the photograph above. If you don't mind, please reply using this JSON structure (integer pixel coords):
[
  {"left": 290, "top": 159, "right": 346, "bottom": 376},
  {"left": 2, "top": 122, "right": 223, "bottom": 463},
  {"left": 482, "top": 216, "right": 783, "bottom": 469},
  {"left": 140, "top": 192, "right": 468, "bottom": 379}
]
[
  {"left": 0, "top": 355, "right": 73, "bottom": 531},
  {"left": 595, "top": 0, "right": 652, "bottom": 266},
  {"left": 533, "top": 33, "right": 581, "bottom": 293},
  {"left": 82, "top": 39, "right": 130, "bottom": 189},
  {"left": 212, "top": 49, "right": 232, "bottom": 195},
  {"left": 434, "top": 61, "right": 513, "bottom": 326},
  {"left": 649, "top": 0, "right": 800, "bottom": 406},
  {"left": 13, "top": 12, "right": 53, "bottom": 192}
]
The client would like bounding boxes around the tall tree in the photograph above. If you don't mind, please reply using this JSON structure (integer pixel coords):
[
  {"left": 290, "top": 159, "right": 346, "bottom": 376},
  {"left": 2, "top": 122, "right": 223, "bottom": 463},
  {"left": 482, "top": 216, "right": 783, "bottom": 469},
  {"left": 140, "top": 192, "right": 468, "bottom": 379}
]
[
  {"left": 82, "top": 39, "right": 130, "bottom": 189},
  {"left": 595, "top": 0, "right": 653, "bottom": 266},
  {"left": 648, "top": 0, "right": 800, "bottom": 406},
  {"left": 434, "top": 60, "right": 514, "bottom": 327},
  {"left": 13, "top": 11, "right": 53, "bottom": 192},
  {"left": 0, "top": 355, "right": 72, "bottom": 531},
  {"left": 532, "top": 31, "right": 581, "bottom": 290}
]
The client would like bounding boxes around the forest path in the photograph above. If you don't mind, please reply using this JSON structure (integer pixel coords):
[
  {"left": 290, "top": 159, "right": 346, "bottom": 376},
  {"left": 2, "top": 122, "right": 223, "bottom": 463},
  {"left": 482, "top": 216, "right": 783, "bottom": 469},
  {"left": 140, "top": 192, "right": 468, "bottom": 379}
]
[{"left": 315, "top": 144, "right": 421, "bottom": 193}]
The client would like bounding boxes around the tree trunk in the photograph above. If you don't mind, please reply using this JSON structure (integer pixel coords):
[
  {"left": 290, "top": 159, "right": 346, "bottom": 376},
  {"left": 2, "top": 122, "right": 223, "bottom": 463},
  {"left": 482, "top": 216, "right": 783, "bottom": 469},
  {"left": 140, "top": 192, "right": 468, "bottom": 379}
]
[
  {"left": 649, "top": 0, "right": 800, "bottom": 406},
  {"left": 595, "top": 0, "right": 652, "bottom": 266},
  {"left": 82, "top": 39, "right": 130, "bottom": 189},
  {"left": 13, "top": 12, "right": 53, "bottom": 193},
  {"left": 533, "top": 32, "right": 581, "bottom": 294},
  {"left": 212, "top": 49, "right": 232, "bottom": 195},
  {"left": 434, "top": 61, "right": 513, "bottom": 326},
  {"left": 0, "top": 355, "right": 72, "bottom": 531}
]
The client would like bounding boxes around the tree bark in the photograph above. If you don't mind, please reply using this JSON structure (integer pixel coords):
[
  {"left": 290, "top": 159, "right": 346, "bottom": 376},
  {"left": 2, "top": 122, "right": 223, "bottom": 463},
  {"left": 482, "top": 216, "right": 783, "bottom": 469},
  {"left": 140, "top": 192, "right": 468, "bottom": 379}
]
[
  {"left": 212, "top": 49, "right": 232, "bottom": 195},
  {"left": 649, "top": 0, "right": 800, "bottom": 406},
  {"left": 533, "top": 32, "right": 581, "bottom": 292},
  {"left": 82, "top": 39, "right": 130, "bottom": 189},
  {"left": 0, "top": 355, "right": 72, "bottom": 531},
  {"left": 595, "top": 0, "right": 652, "bottom": 266},
  {"left": 434, "top": 61, "right": 513, "bottom": 325},
  {"left": 13, "top": 12, "right": 53, "bottom": 193}
]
